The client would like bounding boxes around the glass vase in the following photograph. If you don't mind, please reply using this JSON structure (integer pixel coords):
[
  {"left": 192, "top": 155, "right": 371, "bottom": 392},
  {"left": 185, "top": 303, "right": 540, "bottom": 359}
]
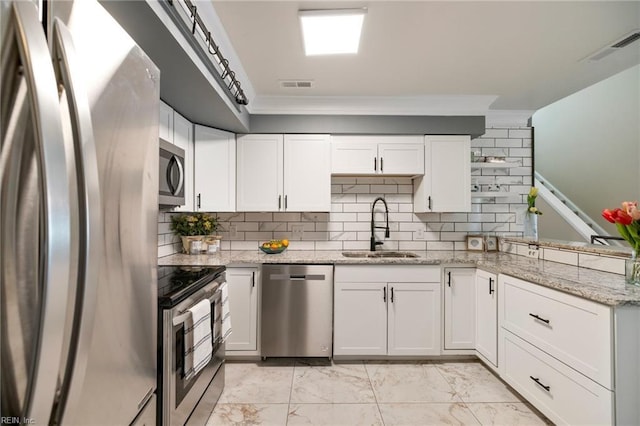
[
  {"left": 523, "top": 213, "right": 538, "bottom": 241},
  {"left": 625, "top": 252, "right": 640, "bottom": 286}
]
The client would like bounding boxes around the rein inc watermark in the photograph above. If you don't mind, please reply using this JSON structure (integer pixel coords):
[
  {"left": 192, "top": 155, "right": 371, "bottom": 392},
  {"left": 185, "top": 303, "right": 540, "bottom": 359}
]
[{"left": 1, "top": 418, "right": 35, "bottom": 425}]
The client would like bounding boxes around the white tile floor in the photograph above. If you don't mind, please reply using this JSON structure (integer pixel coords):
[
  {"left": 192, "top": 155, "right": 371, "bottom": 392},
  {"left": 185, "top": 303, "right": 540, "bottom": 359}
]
[{"left": 207, "top": 359, "right": 551, "bottom": 425}]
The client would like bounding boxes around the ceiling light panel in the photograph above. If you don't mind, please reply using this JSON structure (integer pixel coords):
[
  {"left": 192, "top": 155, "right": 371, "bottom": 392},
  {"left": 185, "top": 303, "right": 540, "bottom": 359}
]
[{"left": 299, "top": 9, "right": 366, "bottom": 56}]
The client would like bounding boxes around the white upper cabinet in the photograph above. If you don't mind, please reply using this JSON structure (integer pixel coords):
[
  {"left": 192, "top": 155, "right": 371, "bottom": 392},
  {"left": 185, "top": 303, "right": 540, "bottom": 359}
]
[
  {"left": 283, "top": 134, "right": 331, "bottom": 211},
  {"left": 414, "top": 135, "right": 471, "bottom": 212},
  {"left": 236, "top": 134, "right": 331, "bottom": 212},
  {"left": 236, "top": 134, "right": 285, "bottom": 212},
  {"left": 194, "top": 125, "right": 236, "bottom": 212},
  {"left": 331, "top": 135, "right": 424, "bottom": 175},
  {"left": 172, "top": 111, "right": 194, "bottom": 212},
  {"left": 159, "top": 101, "right": 173, "bottom": 143}
]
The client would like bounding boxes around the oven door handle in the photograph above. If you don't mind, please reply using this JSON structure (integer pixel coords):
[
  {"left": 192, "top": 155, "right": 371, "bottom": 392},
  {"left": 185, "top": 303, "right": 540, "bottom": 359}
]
[{"left": 172, "top": 288, "right": 221, "bottom": 326}]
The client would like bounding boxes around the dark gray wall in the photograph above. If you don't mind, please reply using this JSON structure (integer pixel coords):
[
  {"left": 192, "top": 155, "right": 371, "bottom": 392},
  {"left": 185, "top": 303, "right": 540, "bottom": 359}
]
[{"left": 249, "top": 115, "right": 486, "bottom": 138}]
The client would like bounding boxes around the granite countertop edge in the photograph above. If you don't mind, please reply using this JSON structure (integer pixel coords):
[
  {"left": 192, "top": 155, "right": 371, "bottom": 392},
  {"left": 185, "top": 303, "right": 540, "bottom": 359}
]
[{"left": 158, "top": 250, "right": 640, "bottom": 307}]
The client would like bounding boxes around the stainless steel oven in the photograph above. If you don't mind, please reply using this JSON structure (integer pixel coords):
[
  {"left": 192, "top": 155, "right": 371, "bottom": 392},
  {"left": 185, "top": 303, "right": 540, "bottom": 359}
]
[
  {"left": 159, "top": 139, "right": 185, "bottom": 206},
  {"left": 157, "top": 266, "right": 226, "bottom": 426}
]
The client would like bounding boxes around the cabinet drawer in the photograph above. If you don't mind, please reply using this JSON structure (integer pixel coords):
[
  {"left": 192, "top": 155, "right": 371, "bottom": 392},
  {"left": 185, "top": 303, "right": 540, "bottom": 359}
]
[
  {"left": 502, "top": 331, "right": 613, "bottom": 426},
  {"left": 500, "top": 275, "right": 612, "bottom": 388}
]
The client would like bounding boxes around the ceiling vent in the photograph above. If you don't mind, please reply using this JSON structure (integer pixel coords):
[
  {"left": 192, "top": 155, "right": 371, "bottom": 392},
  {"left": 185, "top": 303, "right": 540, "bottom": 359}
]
[
  {"left": 584, "top": 30, "right": 640, "bottom": 62},
  {"left": 280, "top": 80, "right": 314, "bottom": 89}
]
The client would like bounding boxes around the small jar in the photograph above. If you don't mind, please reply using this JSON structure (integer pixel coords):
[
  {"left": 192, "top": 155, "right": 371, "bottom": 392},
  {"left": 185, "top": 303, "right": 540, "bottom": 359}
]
[{"left": 190, "top": 240, "right": 202, "bottom": 255}]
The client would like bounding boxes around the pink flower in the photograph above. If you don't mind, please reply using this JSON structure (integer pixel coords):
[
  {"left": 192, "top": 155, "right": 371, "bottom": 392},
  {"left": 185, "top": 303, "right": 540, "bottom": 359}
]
[{"left": 623, "top": 201, "right": 640, "bottom": 221}]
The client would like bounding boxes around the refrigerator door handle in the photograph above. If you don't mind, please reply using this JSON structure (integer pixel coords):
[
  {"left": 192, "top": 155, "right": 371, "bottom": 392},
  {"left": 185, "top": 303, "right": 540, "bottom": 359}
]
[
  {"left": 1, "top": 2, "right": 72, "bottom": 423},
  {"left": 49, "top": 18, "right": 103, "bottom": 424}
]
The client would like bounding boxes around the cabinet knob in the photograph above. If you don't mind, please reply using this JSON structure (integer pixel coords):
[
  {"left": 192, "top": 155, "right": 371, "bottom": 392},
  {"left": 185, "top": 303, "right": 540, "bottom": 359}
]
[
  {"left": 278, "top": 195, "right": 282, "bottom": 210},
  {"left": 447, "top": 271, "right": 451, "bottom": 287},
  {"left": 489, "top": 277, "right": 494, "bottom": 294},
  {"left": 380, "top": 157, "right": 383, "bottom": 173},
  {"left": 374, "top": 157, "right": 377, "bottom": 172},
  {"left": 428, "top": 196, "right": 432, "bottom": 210}
]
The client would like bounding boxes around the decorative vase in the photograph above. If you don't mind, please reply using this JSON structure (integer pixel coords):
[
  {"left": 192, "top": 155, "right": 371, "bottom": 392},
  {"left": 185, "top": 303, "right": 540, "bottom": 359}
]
[
  {"left": 625, "top": 251, "right": 640, "bottom": 286},
  {"left": 181, "top": 235, "right": 205, "bottom": 254},
  {"left": 523, "top": 213, "right": 538, "bottom": 240}
]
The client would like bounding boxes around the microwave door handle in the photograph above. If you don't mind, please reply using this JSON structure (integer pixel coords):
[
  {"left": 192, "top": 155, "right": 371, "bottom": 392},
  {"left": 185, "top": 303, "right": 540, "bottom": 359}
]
[
  {"left": 50, "top": 18, "right": 103, "bottom": 425},
  {"left": 173, "top": 154, "right": 184, "bottom": 196},
  {"left": 1, "top": 2, "right": 72, "bottom": 423},
  {"left": 166, "top": 156, "right": 177, "bottom": 194}
]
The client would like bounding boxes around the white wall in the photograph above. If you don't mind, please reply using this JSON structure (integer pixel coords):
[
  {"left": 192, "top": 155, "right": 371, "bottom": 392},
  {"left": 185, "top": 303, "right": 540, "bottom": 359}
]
[{"left": 532, "top": 65, "right": 640, "bottom": 235}]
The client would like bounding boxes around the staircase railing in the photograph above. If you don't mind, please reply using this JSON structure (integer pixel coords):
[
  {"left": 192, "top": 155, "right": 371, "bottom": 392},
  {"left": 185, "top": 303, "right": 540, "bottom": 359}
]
[{"left": 534, "top": 172, "right": 620, "bottom": 245}]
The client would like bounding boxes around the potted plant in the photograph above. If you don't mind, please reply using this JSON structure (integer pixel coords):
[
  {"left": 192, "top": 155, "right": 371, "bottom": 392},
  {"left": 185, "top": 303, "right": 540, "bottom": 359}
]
[{"left": 170, "top": 213, "right": 220, "bottom": 254}]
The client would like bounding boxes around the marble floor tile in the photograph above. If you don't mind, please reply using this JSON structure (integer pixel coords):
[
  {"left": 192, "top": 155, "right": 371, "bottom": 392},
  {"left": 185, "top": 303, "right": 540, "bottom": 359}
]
[
  {"left": 366, "top": 362, "right": 460, "bottom": 403},
  {"left": 434, "top": 362, "right": 521, "bottom": 403},
  {"left": 287, "top": 403, "right": 383, "bottom": 425},
  {"left": 379, "top": 402, "right": 481, "bottom": 425},
  {"left": 466, "top": 402, "right": 551, "bottom": 425},
  {"left": 206, "top": 403, "right": 288, "bottom": 426},
  {"left": 219, "top": 361, "right": 294, "bottom": 404},
  {"left": 290, "top": 362, "right": 376, "bottom": 403}
]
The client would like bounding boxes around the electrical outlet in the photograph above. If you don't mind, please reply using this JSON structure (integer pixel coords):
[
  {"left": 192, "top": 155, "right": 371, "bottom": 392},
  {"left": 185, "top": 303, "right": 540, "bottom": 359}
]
[
  {"left": 229, "top": 224, "right": 238, "bottom": 239},
  {"left": 488, "top": 184, "right": 501, "bottom": 192},
  {"left": 292, "top": 224, "right": 304, "bottom": 240},
  {"left": 415, "top": 228, "right": 425, "bottom": 240}
]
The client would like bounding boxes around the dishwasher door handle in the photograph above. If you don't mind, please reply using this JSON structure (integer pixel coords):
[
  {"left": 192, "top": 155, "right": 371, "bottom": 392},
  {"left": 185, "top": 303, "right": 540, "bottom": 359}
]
[{"left": 269, "top": 274, "right": 327, "bottom": 281}]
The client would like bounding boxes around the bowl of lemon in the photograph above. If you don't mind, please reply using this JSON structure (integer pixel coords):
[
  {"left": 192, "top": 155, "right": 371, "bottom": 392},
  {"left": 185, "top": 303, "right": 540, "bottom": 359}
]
[{"left": 259, "top": 239, "right": 289, "bottom": 254}]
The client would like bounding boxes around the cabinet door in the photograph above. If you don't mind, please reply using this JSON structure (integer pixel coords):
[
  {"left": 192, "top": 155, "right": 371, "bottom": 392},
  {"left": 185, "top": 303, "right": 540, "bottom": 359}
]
[
  {"left": 388, "top": 282, "right": 441, "bottom": 356},
  {"left": 377, "top": 142, "right": 424, "bottom": 175},
  {"left": 225, "top": 268, "right": 258, "bottom": 352},
  {"left": 283, "top": 135, "right": 331, "bottom": 211},
  {"left": 444, "top": 268, "right": 476, "bottom": 350},
  {"left": 334, "top": 282, "right": 387, "bottom": 356},
  {"left": 330, "top": 136, "right": 378, "bottom": 174},
  {"left": 415, "top": 135, "right": 471, "bottom": 212},
  {"left": 194, "top": 125, "right": 236, "bottom": 212},
  {"left": 236, "top": 134, "right": 284, "bottom": 211},
  {"left": 476, "top": 269, "right": 498, "bottom": 367},
  {"left": 159, "top": 101, "right": 173, "bottom": 143},
  {"left": 173, "top": 112, "right": 194, "bottom": 212}
]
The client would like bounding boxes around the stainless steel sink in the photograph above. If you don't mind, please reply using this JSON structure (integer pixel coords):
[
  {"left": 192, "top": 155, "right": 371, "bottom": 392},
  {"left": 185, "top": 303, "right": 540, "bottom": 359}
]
[{"left": 341, "top": 251, "right": 419, "bottom": 258}]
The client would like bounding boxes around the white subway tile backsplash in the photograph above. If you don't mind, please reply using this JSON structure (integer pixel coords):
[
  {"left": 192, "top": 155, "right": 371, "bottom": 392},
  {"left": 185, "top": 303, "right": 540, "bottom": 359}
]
[
  {"left": 245, "top": 212, "right": 273, "bottom": 222},
  {"left": 578, "top": 253, "right": 625, "bottom": 275},
  {"left": 542, "top": 248, "right": 578, "bottom": 266},
  {"left": 508, "top": 129, "right": 532, "bottom": 138},
  {"left": 483, "top": 128, "right": 509, "bottom": 138}
]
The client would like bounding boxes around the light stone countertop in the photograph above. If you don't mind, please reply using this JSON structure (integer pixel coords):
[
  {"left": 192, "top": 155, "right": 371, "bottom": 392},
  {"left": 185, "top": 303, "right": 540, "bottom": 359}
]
[{"left": 158, "top": 250, "right": 640, "bottom": 306}]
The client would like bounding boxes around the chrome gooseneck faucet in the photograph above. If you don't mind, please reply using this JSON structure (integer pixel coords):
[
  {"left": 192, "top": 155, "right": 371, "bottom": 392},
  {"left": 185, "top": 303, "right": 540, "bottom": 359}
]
[{"left": 370, "top": 197, "right": 390, "bottom": 251}]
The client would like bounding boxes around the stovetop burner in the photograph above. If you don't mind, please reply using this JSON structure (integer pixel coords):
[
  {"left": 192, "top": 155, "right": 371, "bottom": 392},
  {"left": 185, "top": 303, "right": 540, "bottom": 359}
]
[{"left": 157, "top": 265, "right": 225, "bottom": 307}]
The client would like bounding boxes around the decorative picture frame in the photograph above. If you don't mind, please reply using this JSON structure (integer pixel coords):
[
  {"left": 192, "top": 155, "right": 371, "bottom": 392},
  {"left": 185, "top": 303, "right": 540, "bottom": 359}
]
[
  {"left": 485, "top": 236, "right": 498, "bottom": 252},
  {"left": 466, "top": 235, "right": 484, "bottom": 251}
]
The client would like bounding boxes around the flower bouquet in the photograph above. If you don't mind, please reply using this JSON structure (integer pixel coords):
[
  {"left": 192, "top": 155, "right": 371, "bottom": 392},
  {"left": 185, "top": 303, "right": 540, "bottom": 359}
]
[
  {"left": 524, "top": 187, "right": 542, "bottom": 239},
  {"left": 170, "top": 213, "right": 220, "bottom": 253},
  {"left": 602, "top": 201, "right": 640, "bottom": 285}
]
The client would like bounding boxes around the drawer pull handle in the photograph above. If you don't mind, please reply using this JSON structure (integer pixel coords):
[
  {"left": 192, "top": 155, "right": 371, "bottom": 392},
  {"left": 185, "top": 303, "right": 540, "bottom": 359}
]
[
  {"left": 530, "top": 376, "right": 551, "bottom": 392},
  {"left": 529, "top": 313, "right": 550, "bottom": 324}
]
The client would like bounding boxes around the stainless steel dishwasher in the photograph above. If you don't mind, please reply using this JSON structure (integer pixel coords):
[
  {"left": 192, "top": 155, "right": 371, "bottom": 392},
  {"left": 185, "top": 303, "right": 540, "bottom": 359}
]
[{"left": 261, "top": 264, "right": 334, "bottom": 358}]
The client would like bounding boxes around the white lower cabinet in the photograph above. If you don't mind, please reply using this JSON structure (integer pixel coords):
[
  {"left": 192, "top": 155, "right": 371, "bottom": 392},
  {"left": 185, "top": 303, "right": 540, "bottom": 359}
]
[
  {"left": 333, "top": 265, "right": 441, "bottom": 357},
  {"left": 225, "top": 267, "right": 259, "bottom": 355},
  {"left": 387, "top": 282, "right": 441, "bottom": 356},
  {"left": 496, "top": 273, "right": 637, "bottom": 425},
  {"left": 502, "top": 330, "right": 613, "bottom": 425},
  {"left": 475, "top": 269, "right": 498, "bottom": 367},
  {"left": 443, "top": 268, "right": 476, "bottom": 350}
]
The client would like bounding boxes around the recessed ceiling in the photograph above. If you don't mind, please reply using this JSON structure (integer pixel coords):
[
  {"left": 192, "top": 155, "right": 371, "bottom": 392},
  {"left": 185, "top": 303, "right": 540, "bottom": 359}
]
[{"left": 212, "top": 1, "right": 640, "bottom": 118}]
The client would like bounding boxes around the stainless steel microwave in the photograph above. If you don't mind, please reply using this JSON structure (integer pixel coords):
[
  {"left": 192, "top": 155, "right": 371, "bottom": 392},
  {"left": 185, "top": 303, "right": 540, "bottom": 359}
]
[{"left": 159, "top": 140, "right": 185, "bottom": 206}]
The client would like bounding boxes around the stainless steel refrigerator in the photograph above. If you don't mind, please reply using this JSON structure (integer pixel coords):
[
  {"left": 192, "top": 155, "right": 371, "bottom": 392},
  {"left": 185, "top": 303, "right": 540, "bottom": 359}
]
[{"left": 1, "top": 0, "right": 159, "bottom": 424}]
